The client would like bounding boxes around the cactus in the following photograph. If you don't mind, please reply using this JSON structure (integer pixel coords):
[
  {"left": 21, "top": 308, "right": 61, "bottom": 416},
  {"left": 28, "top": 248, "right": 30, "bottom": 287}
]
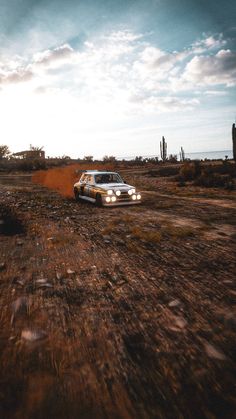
[
  {"left": 232, "top": 123, "right": 236, "bottom": 162},
  {"left": 160, "top": 136, "right": 167, "bottom": 161},
  {"left": 180, "top": 146, "right": 185, "bottom": 162}
]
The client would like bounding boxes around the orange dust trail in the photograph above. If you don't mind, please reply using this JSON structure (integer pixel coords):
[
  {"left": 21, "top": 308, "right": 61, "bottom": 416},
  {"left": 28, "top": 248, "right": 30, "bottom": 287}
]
[{"left": 32, "top": 163, "right": 115, "bottom": 197}]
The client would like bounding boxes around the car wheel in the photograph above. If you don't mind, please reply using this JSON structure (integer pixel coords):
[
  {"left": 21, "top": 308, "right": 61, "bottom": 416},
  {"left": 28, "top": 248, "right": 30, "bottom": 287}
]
[
  {"left": 74, "top": 188, "right": 80, "bottom": 202},
  {"left": 96, "top": 193, "right": 103, "bottom": 207}
]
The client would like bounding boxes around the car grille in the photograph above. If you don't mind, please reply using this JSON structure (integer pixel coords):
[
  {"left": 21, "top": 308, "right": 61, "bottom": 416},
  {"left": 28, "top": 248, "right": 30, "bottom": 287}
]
[{"left": 117, "top": 191, "right": 131, "bottom": 201}]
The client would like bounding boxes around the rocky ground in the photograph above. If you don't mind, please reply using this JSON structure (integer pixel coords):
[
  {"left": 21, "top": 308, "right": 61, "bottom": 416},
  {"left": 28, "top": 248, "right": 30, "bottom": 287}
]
[{"left": 0, "top": 171, "right": 236, "bottom": 419}]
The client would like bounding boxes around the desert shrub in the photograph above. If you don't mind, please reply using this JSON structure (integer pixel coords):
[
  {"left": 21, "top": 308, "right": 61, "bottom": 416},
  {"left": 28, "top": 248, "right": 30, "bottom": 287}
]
[
  {"left": 207, "top": 161, "right": 236, "bottom": 177},
  {"left": 147, "top": 166, "right": 179, "bottom": 177},
  {"left": 168, "top": 154, "right": 178, "bottom": 163},
  {"left": 179, "top": 161, "right": 201, "bottom": 181},
  {"left": 194, "top": 172, "right": 234, "bottom": 189},
  {"left": 18, "top": 159, "right": 47, "bottom": 171}
]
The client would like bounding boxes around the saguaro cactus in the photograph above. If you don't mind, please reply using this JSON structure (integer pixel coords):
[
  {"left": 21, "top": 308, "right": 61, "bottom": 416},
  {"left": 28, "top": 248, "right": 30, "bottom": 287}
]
[
  {"left": 160, "top": 136, "right": 167, "bottom": 161},
  {"left": 232, "top": 123, "right": 236, "bottom": 162},
  {"left": 180, "top": 146, "right": 185, "bottom": 162}
]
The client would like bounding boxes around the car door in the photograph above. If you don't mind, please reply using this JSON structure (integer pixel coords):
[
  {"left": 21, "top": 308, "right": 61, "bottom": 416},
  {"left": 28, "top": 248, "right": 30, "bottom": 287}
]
[
  {"left": 88, "top": 175, "right": 96, "bottom": 199},
  {"left": 84, "top": 175, "right": 93, "bottom": 197},
  {"left": 80, "top": 174, "right": 89, "bottom": 196}
]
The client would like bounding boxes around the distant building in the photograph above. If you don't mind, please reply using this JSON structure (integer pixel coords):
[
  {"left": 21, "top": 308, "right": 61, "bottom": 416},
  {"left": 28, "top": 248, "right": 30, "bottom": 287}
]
[{"left": 12, "top": 150, "right": 45, "bottom": 160}]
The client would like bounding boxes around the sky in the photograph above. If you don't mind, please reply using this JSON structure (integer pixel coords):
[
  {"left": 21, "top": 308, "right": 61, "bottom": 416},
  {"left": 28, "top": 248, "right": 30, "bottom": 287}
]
[{"left": 0, "top": 0, "right": 235, "bottom": 159}]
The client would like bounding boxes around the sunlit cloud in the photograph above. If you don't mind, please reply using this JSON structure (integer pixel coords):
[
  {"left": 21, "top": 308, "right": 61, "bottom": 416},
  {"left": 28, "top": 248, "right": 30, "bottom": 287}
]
[
  {"left": 0, "top": 30, "right": 234, "bottom": 99},
  {"left": 183, "top": 49, "right": 236, "bottom": 87},
  {"left": 0, "top": 66, "right": 33, "bottom": 85},
  {"left": 33, "top": 44, "right": 74, "bottom": 66},
  {"left": 0, "top": 26, "right": 235, "bottom": 157},
  {"left": 191, "top": 34, "right": 227, "bottom": 53}
]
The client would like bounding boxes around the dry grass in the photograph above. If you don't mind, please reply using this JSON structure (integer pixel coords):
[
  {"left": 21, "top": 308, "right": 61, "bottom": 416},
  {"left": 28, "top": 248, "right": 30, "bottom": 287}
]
[
  {"left": 163, "top": 224, "right": 196, "bottom": 238},
  {"left": 102, "top": 213, "right": 197, "bottom": 251},
  {"left": 130, "top": 226, "right": 162, "bottom": 243}
]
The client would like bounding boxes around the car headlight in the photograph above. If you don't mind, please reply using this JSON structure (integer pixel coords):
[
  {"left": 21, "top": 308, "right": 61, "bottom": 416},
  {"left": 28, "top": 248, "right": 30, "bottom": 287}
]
[
  {"left": 116, "top": 190, "right": 121, "bottom": 196},
  {"left": 128, "top": 188, "right": 135, "bottom": 195},
  {"left": 132, "top": 195, "right": 137, "bottom": 200},
  {"left": 105, "top": 197, "right": 111, "bottom": 203},
  {"left": 107, "top": 190, "right": 113, "bottom": 195},
  {"left": 137, "top": 194, "right": 141, "bottom": 200},
  {"left": 111, "top": 196, "right": 116, "bottom": 202}
]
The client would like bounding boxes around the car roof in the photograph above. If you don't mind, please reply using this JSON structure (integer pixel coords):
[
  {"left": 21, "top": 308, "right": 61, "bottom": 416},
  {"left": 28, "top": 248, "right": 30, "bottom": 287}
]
[{"left": 82, "top": 171, "right": 118, "bottom": 175}]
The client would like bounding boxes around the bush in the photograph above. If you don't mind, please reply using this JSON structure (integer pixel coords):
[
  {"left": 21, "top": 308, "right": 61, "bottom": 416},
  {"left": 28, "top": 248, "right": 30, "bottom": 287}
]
[
  {"left": 147, "top": 166, "right": 180, "bottom": 177},
  {"left": 179, "top": 161, "right": 201, "bottom": 181},
  {"left": 194, "top": 172, "right": 234, "bottom": 189},
  {"left": 18, "top": 159, "right": 47, "bottom": 171}
]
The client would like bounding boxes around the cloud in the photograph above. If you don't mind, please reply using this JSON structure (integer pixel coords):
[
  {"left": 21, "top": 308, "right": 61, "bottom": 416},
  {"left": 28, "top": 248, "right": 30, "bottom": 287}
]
[
  {"left": 204, "top": 90, "right": 227, "bottom": 96},
  {"left": 33, "top": 44, "right": 74, "bottom": 66},
  {"left": 0, "top": 67, "right": 33, "bottom": 85},
  {"left": 0, "top": 30, "right": 233, "bottom": 116},
  {"left": 134, "top": 46, "right": 188, "bottom": 75},
  {"left": 103, "top": 30, "right": 144, "bottom": 43},
  {"left": 192, "top": 34, "right": 227, "bottom": 53},
  {"left": 183, "top": 49, "right": 236, "bottom": 86},
  {"left": 129, "top": 94, "right": 200, "bottom": 113}
]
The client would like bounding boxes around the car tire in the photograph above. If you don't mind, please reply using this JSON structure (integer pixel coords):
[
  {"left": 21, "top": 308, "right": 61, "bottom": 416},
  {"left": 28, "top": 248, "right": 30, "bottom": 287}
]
[
  {"left": 74, "top": 188, "right": 80, "bottom": 202},
  {"left": 96, "top": 193, "right": 103, "bottom": 207}
]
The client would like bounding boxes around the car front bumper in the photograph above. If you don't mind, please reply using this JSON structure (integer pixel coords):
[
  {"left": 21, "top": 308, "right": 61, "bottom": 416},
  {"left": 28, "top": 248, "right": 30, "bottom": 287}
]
[{"left": 102, "top": 197, "right": 142, "bottom": 207}]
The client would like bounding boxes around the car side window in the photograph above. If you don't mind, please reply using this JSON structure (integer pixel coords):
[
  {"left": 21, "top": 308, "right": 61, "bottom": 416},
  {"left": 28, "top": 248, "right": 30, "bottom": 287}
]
[
  {"left": 89, "top": 176, "right": 95, "bottom": 185},
  {"left": 87, "top": 175, "right": 93, "bottom": 185},
  {"left": 81, "top": 174, "right": 88, "bottom": 183}
]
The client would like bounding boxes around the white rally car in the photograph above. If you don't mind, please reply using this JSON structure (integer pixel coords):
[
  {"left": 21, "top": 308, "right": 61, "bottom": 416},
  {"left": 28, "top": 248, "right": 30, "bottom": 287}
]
[{"left": 74, "top": 170, "right": 142, "bottom": 206}]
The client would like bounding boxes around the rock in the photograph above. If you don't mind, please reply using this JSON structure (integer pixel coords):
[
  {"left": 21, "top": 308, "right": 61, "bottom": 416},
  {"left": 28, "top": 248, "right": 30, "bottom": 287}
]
[
  {"left": 204, "top": 342, "right": 226, "bottom": 360},
  {"left": 11, "top": 296, "right": 29, "bottom": 324},
  {"left": 0, "top": 262, "right": 6, "bottom": 271},
  {"left": 35, "top": 278, "right": 48, "bottom": 284},
  {"left": 116, "top": 239, "right": 125, "bottom": 246},
  {"left": 37, "top": 283, "right": 53, "bottom": 289},
  {"left": 174, "top": 316, "right": 187, "bottom": 329},
  {"left": 168, "top": 299, "right": 181, "bottom": 308},
  {"left": 111, "top": 275, "right": 119, "bottom": 284},
  {"left": 169, "top": 316, "right": 187, "bottom": 332},
  {"left": 56, "top": 272, "right": 63, "bottom": 280},
  {"left": 12, "top": 277, "right": 25, "bottom": 286},
  {"left": 21, "top": 329, "right": 48, "bottom": 342},
  {"left": 35, "top": 278, "right": 53, "bottom": 289},
  {"left": 16, "top": 240, "right": 24, "bottom": 246}
]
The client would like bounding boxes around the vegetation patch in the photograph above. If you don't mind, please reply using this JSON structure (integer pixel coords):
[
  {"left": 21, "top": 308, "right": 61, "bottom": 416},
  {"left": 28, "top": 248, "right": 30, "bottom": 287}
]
[
  {"left": 0, "top": 205, "right": 25, "bottom": 236},
  {"left": 147, "top": 166, "right": 180, "bottom": 177},
  {"left": 162, "top": 224, "right": 196, "bottom": 238},
  {"left": 177, "top": 161, "right": 236, "bottom": 190},
  {"left": 130, "top": 226, "right": 162, "bottom": 243}
]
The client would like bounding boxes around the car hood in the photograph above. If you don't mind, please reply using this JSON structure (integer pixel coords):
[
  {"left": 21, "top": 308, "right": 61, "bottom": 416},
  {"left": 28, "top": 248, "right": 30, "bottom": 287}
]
[{"left": 97, "top": 183, "right": 133, "bottom": 191}]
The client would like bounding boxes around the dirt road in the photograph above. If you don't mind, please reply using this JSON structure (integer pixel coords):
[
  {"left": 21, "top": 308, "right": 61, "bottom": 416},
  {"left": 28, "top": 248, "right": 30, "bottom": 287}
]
[{"left": 0, "top": 173, "right": 236, "bottom": 419}]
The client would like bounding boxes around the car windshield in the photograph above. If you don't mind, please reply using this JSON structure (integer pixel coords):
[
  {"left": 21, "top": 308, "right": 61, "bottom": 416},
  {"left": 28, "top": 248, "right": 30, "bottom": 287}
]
[{"left": 95, "top": 173, "right": 123, "bottom": 184}]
